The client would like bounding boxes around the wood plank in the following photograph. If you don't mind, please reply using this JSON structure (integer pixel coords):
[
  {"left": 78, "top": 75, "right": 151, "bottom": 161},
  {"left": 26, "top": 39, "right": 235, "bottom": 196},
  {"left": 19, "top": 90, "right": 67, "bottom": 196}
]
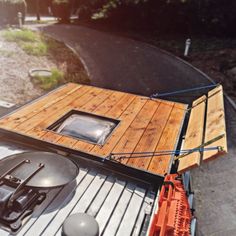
[
  {"left": 27, "top": 86, "right": 103, "bottom": 140},
  {"left": 69, "top": 91, "right": 124, "bottom": 152},
  {"left": 13, "top": 85, "right": 91, "bottom": 133},
  {"left": 127, "top": 102, "right": 174, "bottom": 169},
  {"left": 72, "top": 93, "right": 135, "bottom": 153},
  {"left": 90, "top": 91, "right": 125, "bottom": 116},
  {"left": 148, "top": 103, "right": 186, "bottom": 175},
  {"left": 178, "top": 96, "right": 206, "bottom": 173},
  {"left": 55, "top": 89, "right": 113, "bottom": 148},
  {"left": 113, "top": 99, "right": 160, "bottom": 164},
  {"left": 203, "top": 85, "right": 227, "bottom": 161},
  {"left": 90, "top": 96, "right": 147, "bottom": 157},
  {"left": 0, "top": 83, "right": 78, "bottom": 129}
]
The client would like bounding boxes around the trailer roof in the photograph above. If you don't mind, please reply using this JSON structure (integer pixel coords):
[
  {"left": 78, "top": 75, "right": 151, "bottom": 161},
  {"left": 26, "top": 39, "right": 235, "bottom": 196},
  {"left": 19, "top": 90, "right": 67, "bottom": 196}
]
[
  {"left": 0, "top": 83, "right": 187, "bottom": 176},
  {"left": 0, "top": 140, "right": 157, "bottom": 236}
]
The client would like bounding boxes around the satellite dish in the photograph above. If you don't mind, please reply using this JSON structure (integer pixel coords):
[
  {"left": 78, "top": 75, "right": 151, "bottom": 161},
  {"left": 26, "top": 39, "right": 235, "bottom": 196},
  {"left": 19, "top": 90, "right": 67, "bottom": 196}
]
[{"left": 0, "top": 152, "right": 79, "bottom": 188}]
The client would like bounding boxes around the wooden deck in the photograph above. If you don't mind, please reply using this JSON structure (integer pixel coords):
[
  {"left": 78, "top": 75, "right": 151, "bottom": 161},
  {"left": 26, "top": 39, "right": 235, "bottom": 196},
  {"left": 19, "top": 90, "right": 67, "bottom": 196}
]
[{"left": 0, "top": 83, "right": 187, "bottom": 176}]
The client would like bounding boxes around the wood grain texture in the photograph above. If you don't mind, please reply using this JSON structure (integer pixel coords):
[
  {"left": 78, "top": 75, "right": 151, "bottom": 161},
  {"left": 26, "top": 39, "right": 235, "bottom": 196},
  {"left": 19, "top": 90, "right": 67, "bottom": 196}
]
[
  {"left": 0, "top": 83, "right": 187, "bottom": 176},
  {"left": 0, "top": 83, "right": 78, "bottom": 129},
  {"left": 178, "top": 96, "right": 206, "bottom": 173},
  {"left": 203, "top": 85, "right": 227, "bottom": 161},
  {"left": 148, "top": 103, "right": 186, "bottom": 175},
  {"left": 128, "top": 102, "right": 174, "bottom": 170},
  {"left": 90, "top": 96, "right": 147, "bottom": 157},
  {"left": 113, "top": 99, "right": 160, "bottom": 164}
]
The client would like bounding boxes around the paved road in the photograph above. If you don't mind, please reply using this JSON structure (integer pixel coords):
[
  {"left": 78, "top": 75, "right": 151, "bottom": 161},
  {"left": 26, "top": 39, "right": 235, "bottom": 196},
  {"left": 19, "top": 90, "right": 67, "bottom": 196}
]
[
  {"left": 40, "top": 24, "right": 236, "bottom": 236},
  {"left": 40, "top": 24, "right": 213, "bottom": 102}
]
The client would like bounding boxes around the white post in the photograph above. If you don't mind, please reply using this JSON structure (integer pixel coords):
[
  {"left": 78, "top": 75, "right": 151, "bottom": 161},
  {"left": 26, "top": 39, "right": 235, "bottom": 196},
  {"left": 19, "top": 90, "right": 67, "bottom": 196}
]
[
  {"left": 18, "top": 12, "right": 23, "bottom": 29},
  {"left": 184, "top": 38, "right": 191, "bottom": 57}
]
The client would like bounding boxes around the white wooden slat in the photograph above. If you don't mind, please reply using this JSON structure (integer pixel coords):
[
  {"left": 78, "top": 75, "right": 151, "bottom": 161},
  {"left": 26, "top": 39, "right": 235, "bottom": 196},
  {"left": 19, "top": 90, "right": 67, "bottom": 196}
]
[
  {"left": 17, "top": 188, "right": 61, "bottom": 236},
  {"left": 41, "top": 170, "right": 97, "bottom": 236},
  {"left": 132, "top": 190, "right": 155, "bottom": 236},
  {"left": 23, "top": 168, "right": 88, "bottom": 236},
  {"left": 116, "top": 186, "right": 146, "bottom": 236},
  {"left": 102, "top": 183, "right": 135, "bottom": 236},
  {"left": 55, "top": 173, "right": 108, "bottom": 236},
  {"left": 20, "top": 170, "right": 87, "bottom": 236},
  {"left": 71, "top": 173, "right": 107, "bottom": 214},
  {"left": 87, "top": 176, "right": 115, "bottom": 217},
  {"left": 95, "top": 179, "right": 126, "bottom": 233}
]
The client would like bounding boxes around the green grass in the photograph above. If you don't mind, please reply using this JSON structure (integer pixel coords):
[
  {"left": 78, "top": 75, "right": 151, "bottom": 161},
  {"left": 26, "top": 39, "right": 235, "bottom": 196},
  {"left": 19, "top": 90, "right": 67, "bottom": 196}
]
[
  {"left": 33, "top": 68, "right": 64, "bottom": 90},
  {"left": 20, "top": 41, "right": 47, "bottom": 56},
  {"left": 2, "top": 28, "right": 48, "bottom": 56},
  {"left": 0, "top": 49, "right": 15, "bottom": 57}
]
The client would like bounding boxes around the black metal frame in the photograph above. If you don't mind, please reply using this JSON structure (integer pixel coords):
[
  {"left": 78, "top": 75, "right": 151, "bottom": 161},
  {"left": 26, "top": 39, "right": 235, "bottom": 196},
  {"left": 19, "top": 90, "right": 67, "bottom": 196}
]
[{"left": 0, "top": 128, "right": 164, "bottom": 186}]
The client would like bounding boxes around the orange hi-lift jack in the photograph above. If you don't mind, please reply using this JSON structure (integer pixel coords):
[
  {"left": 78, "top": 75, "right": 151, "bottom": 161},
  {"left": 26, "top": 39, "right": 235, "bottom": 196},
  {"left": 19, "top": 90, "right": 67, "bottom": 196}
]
[{"left": 149, "top": 174, "right": 192, "bottom": 236}]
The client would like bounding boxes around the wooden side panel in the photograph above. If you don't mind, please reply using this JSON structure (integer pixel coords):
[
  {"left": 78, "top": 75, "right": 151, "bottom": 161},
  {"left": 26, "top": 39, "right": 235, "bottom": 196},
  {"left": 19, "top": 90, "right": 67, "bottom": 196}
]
[
  {"left": 178, "top": 96, "right": 206, "bottom": 173},
  {"left": 148, "top": 103, "right": 186, "bottom": 175},
  {"left": 203, "top": 85, "right": 227, "bottom": 161}
]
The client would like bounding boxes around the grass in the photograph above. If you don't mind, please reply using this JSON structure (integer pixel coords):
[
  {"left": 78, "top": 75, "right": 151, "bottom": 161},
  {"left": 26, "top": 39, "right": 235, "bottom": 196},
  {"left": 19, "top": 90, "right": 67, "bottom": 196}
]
[
  {"left": 0, "top": 49, "right": 15, "bottom": 57},
  {"left": 33, "top": 68, "right": 64, "bottom": 90},
  {"left": 2, "top": 28, "right": 48, "bottom": 56}
]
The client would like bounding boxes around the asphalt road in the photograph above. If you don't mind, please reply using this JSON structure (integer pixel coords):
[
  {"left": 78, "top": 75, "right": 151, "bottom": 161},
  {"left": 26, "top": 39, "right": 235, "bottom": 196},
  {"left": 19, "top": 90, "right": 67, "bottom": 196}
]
[{"left": 40, "top": 24, "right": 236, "bottom": 236}]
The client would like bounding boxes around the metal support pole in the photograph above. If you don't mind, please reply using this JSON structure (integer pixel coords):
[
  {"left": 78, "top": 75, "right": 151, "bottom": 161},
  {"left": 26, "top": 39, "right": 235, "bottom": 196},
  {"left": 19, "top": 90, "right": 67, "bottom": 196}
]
[{"left": 17, "top": 12, "right": 22, "bottom": 29}]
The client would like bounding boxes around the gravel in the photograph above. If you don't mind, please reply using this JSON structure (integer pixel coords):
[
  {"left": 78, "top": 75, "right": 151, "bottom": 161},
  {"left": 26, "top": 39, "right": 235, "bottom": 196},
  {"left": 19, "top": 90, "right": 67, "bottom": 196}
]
[{"left": 0, "top": 33, "right": 54, "bottom": 104}]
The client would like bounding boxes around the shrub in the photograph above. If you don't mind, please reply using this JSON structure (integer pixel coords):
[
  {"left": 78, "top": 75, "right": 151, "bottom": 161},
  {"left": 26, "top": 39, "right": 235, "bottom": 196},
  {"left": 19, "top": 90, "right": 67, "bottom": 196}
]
[
  {"left": 0, "top": 0, "right": 27, "bottom": 25},
  {"left": 52, "top": 0, "right": 71, "bottom": 23},
  {"left": 33, "top": 68, "right": 64, "bottom": 90}
]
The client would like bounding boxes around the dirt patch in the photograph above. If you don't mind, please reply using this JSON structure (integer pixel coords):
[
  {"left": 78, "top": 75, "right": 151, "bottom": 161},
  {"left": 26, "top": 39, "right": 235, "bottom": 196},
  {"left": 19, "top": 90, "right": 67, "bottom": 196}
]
[{"left": 0, "top": 29, "right": 89, "bottom": 105}]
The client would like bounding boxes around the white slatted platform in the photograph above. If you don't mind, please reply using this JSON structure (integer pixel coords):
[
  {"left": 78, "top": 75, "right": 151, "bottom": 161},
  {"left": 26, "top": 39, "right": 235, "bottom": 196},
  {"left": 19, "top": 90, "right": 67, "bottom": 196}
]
[{"left": 0, "top": 141, "right": 156, "bottom": 236}]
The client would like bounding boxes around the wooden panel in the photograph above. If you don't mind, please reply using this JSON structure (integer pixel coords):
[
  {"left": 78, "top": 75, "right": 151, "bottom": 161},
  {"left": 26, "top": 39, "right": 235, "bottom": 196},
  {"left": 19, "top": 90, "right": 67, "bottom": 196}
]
[
  {"left": 203, "top": 85, "right": 227, "bottom": 161},
  {"left": 128, "top": 102, "right": 174, "bottom": 170},
  {"left": 148, "top": 103, "right": 186, "bottom": 175},
  {"left": 27, "top": 86, "right": 103, "bottom": 139},
  {"left": 70, "top": 91, "right": 126, "bottom": 152},
  {"left": 0, "top": 83, "right": 78, "bottom": 129},
  {"left": 14, "top": 85, "right": 91, "bottom": 133},
  {"left": 55, "top": 89, "right": 113, "bottom": 148},
  {"left": 90, "top": 96, "right": 147, "bottom": 157},
  {"left": 0, "top": 83, "right": 188, "bottom": 176},
  {"left": 113, "top": 99, "right": 160, "bottom": 164},
  {"left": 178, "top": 95, "right": 206, "bottom": 173}
]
